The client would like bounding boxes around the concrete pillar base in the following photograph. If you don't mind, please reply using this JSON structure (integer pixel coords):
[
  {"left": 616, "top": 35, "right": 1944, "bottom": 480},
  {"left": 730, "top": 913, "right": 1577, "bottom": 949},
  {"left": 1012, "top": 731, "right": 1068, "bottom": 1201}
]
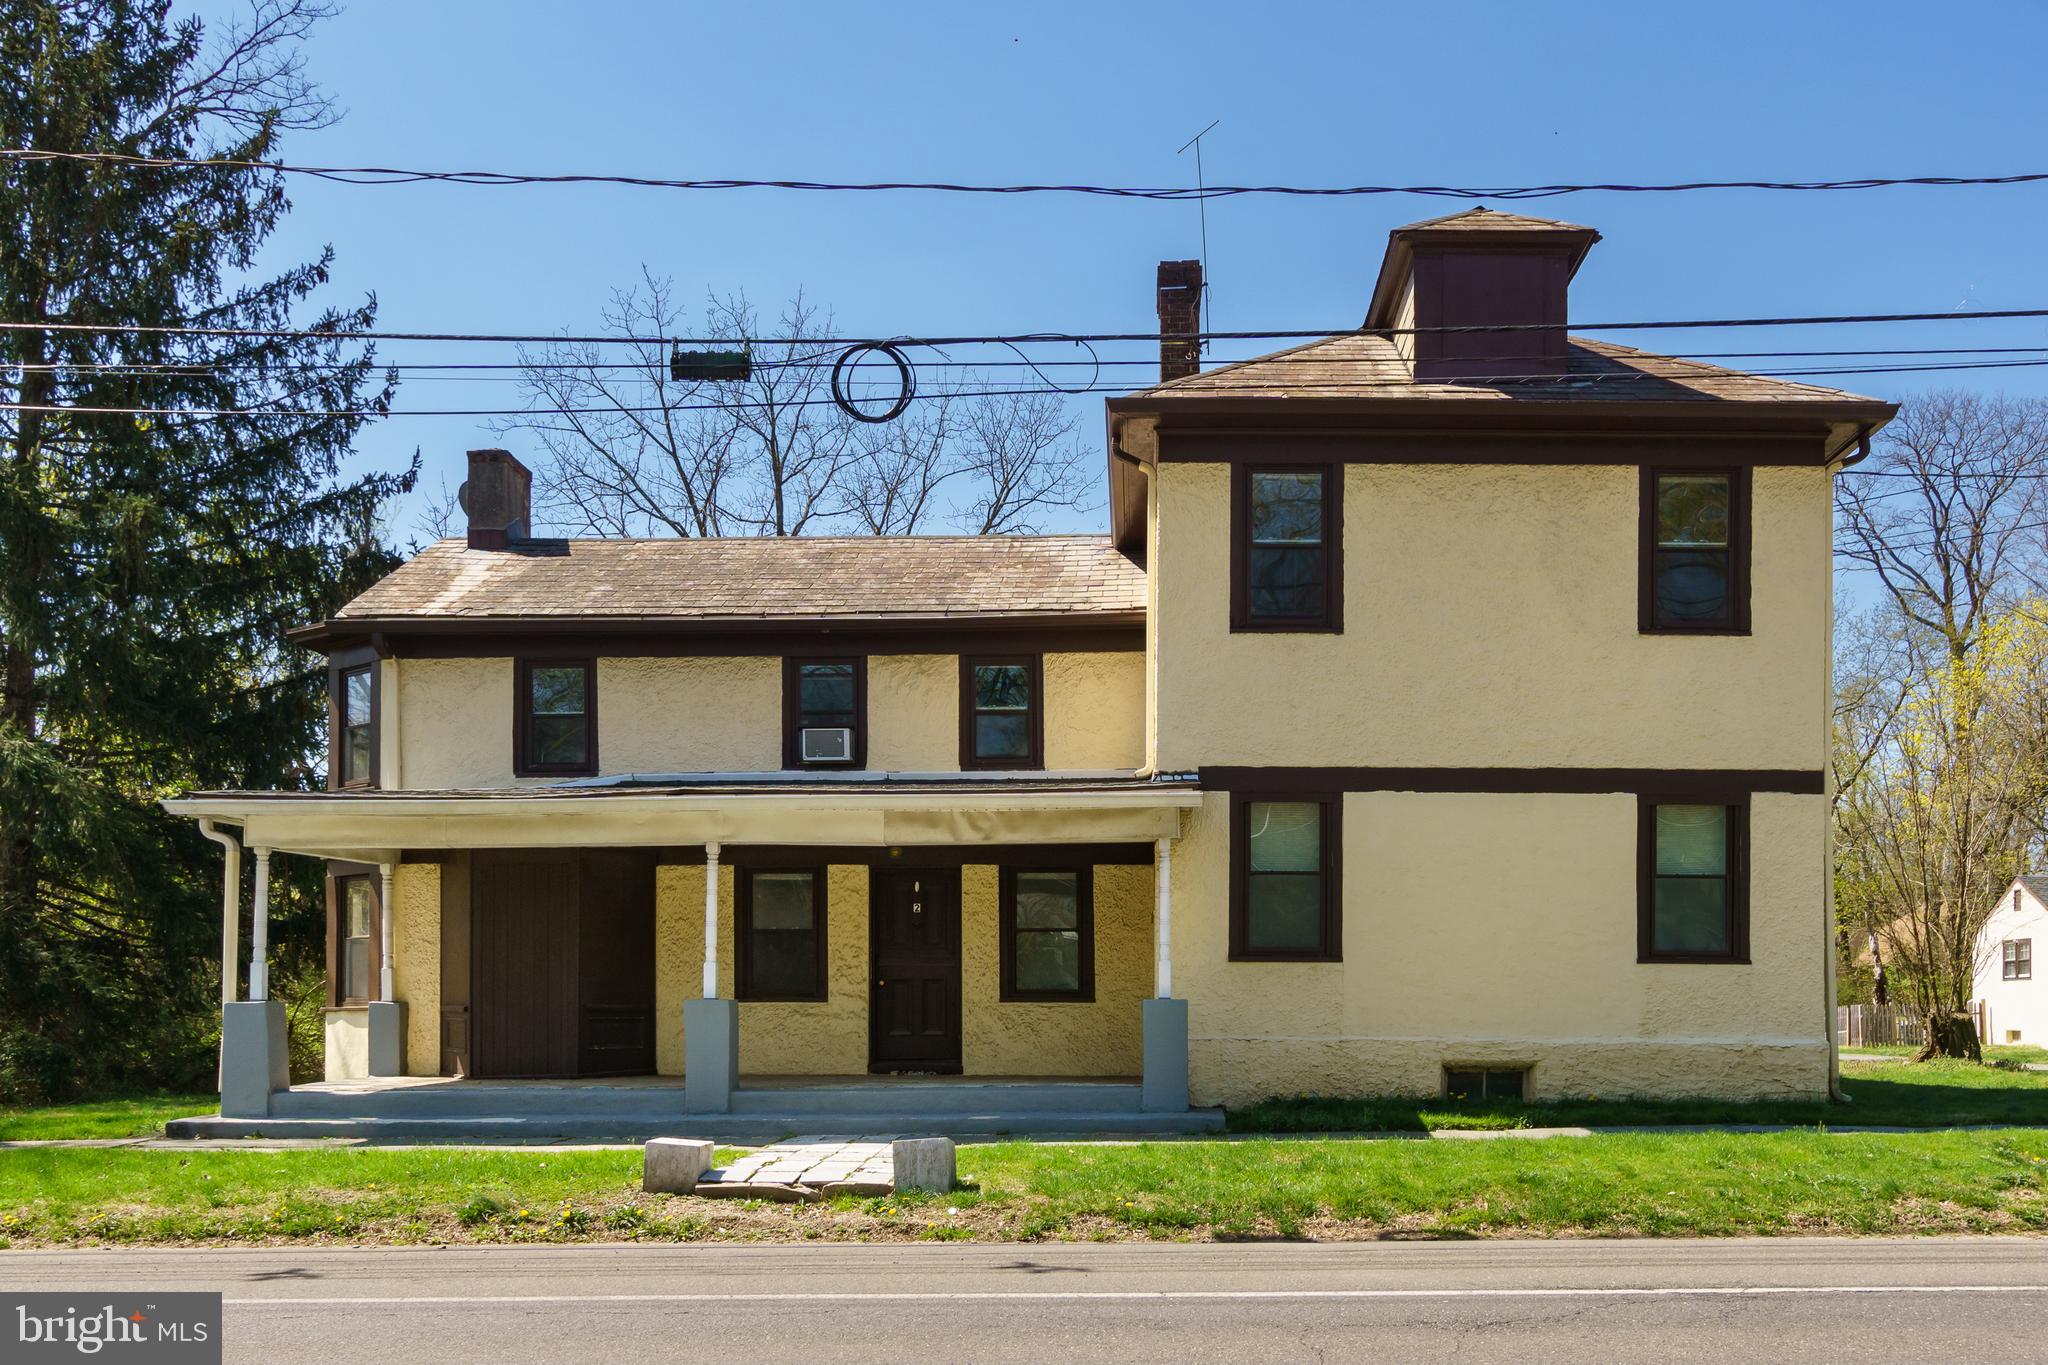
[
  {"left": 367, "top": 1000, "right": 407, "bottom": 1077},
  {"left": 220, "top": 1000, "right": 289, "bottom": 1118},
  {"left": 683, "top": 997, "right": 739, "bottom": 1114},
  {"left": 1141, "top": 997, "right": 1191, "bottom": 1112}
]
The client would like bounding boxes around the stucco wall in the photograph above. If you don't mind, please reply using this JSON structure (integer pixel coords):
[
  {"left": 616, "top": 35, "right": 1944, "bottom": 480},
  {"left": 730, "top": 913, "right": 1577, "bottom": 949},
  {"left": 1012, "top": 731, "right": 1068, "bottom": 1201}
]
[
  {"left": 322, "top": 1008, "right": 367, "bottom": 1081},
  {"left": 866, "top": 654, "right": 959, "bottom": 771},
  {"left": 961, "top": 863, "right": 1152, "bottom": 1076},
  {"left": 1042, "top": 653, "right": 1145, "bottom": 771},
  {"left": 1172, "top": 789, "right": 1830, "bottom": 1106},
  {"left": 390, "top": 862, "right": 441, "bottom": 1076},
  {"left": 656, "top": 862, "right": 870, "bottom": 1076},
  {"left": 1153, "top": 461, "right": 1831, "bottom": 770}
]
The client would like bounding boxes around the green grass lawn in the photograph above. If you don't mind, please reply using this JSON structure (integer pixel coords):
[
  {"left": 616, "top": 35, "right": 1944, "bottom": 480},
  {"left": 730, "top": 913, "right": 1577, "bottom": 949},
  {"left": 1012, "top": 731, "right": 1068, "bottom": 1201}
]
[
  {"left": 3, "top": 1128, "right": 2048, "bottom": 1246},
  {"left": 0, "top": 1093, "right": 215, "bottom": 1141},
  {"left": 1227, "top": 1059, "right": 2048, "bottom": 1133},
  {"left": 1843, "top": 1043, "right": 2048, "bottom": 1065}
]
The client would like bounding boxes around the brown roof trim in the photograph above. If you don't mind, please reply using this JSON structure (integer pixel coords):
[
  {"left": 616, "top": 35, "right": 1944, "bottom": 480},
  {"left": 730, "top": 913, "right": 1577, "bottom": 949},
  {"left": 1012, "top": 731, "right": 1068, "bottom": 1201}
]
[
  {"left": 289, "top": 611, "right": 1145, "bottom": 656},
  {"left": 1197, "top": 766, "right": 1824, "bottom": 796},
  {"left": 1107, "top": 394, "right": 1898, "bottom": 425}
]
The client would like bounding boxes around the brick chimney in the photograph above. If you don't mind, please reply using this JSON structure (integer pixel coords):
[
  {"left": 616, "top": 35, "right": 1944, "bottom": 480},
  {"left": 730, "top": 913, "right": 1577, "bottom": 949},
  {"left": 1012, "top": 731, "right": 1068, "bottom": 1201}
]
[
  {"left": 1156, "top": 259, "right": 1203, "bottom": 383},
  {"left": 459, "top": 448, "right": 533, "bottom": 550},
  {"left": 1363, "top": 208, "right": 1601, "bottom": 383}
]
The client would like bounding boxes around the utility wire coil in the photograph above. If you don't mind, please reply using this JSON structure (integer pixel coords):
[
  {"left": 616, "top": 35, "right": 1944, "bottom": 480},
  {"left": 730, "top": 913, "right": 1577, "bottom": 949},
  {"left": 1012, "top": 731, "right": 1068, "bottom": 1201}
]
[{"left": 828, "top": 341, "right": 915, "bottom": 422}]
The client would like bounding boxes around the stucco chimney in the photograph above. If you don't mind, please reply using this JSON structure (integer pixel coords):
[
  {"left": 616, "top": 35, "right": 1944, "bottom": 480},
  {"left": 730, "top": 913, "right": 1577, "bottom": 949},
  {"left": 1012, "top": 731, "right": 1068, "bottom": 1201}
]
[
  {"left": 459, "top": 448, "right": 533, "bottom": 550},
  {"left": 1156, "top": 260, "right": 1203, "bottom": 383}
]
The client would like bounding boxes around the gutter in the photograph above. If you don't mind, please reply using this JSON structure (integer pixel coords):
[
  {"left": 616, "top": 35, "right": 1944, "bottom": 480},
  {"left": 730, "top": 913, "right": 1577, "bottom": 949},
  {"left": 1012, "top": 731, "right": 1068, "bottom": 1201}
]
[{"left": 197, "top": 819, "right": 241, "bottom": 1006}]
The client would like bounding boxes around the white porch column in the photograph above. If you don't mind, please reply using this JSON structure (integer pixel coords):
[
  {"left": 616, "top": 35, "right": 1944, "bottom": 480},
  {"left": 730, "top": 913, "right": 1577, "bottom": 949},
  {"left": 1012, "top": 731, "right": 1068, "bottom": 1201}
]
[
  {"left": 702, "top": 841, "right": 722, "bottom": 999},
  {"left": 1154, "top": 836, "right": 1174, "bottom": 998},
  {"left": 378, "top": 862, "right": 397, "bottom": 1002},
  {"left": 249, "top": 846, "right": 272, "bottom": 1002}
]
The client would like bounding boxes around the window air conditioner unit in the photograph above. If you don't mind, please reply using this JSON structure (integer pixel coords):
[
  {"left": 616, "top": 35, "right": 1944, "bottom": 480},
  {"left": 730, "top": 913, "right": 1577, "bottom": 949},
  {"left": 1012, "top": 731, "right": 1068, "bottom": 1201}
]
[{"left": 800, "top": 727, "right": 854, "bottom": 763}]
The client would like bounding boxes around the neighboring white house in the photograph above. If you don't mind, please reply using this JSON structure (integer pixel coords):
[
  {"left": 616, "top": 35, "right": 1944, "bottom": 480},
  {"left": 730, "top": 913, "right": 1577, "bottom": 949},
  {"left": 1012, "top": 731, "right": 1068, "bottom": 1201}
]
[{"left": 1974, "top": 877, "right": 2048, "bottom": 1046}]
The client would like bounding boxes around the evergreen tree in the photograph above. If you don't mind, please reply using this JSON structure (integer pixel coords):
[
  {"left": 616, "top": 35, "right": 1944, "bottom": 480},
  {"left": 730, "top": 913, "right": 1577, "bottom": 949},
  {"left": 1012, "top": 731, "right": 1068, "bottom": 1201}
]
[{"left": 0, "top": 0, "right": 412, "bottom": 1097}]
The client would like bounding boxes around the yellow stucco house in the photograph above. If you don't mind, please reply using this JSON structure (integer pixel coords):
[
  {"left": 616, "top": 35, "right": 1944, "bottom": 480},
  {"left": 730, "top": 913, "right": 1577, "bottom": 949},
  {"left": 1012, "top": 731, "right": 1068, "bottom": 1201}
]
[{"left": 168, "top": 209, "right": 1896, "bottom": 1134}]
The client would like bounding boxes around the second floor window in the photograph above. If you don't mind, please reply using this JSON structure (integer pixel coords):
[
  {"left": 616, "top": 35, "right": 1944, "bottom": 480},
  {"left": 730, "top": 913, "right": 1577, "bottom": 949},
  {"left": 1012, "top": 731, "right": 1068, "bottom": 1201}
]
[
  {"left": 785, "top": 658, "right": 865, "bottom": 768},
  {"left": 1642, "top": 467, "right": 1749, "bottom": 633},
  {"left": 1234, "top": 465, "right": 1341, "bottom": 632},
  {"left": 337, "top": 664, "right": 373, "bottom": 788},
  {"left": 2005, "top": 939, "right": 2033, "bottom": 981},
  {"left": 962, "top": 656, "right": 1043, "bottom": 769},
  {"left": 516, "top": 659, "right": 597, "bottom": 777}
]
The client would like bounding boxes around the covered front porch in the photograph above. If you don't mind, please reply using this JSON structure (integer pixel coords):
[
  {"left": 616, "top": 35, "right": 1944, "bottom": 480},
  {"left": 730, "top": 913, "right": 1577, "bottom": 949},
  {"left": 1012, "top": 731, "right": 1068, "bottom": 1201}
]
[{"left": 165, "top": 774, "right": 1209, "bottom": 1134}]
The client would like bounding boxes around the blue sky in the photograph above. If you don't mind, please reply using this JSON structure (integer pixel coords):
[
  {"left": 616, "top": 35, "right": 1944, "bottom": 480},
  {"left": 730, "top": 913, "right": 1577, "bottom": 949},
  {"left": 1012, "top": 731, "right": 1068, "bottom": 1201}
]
[{"left": 177, "top": 0, "right": 2048, "bottom": 538}]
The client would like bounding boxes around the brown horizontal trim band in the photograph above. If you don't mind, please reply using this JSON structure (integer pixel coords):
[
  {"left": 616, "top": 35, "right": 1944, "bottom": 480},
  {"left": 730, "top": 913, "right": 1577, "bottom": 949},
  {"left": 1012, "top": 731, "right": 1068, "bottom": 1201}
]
[
  {"left": 295, "top": 620, "right": 1145, "bottom": 659},
  {"left": 1156, "top": 432, "right": 1827, "bottom": 466},
  {"left": 652, "top": 843, "right": 1157, "bottom": 868},
  {"left": 1196, "top": 767, "right": 1825, "bottom": 796}
]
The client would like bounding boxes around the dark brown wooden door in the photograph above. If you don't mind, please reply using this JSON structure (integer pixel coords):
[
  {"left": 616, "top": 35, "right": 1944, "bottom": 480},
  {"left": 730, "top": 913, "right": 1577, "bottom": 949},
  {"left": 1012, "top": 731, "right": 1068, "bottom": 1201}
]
[
  {"left": 576, "top": 851, "right": 656, "bottom": 1076},
  {"left": 471, "top": 853, "right": 579, "bottom": 1077},
  {"left": 870, "top": 868, "right": 962, "bottom": 1072}
]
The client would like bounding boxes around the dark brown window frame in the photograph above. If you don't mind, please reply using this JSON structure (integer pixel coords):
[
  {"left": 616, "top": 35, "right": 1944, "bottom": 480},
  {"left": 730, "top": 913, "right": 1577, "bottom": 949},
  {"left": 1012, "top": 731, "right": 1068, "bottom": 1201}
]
[
  {"left": 998, "top": 866, "right": 1095, "bottom": 1002},
  {"left": 735, "top": 865, "right": 830, "bottom": 1002},
  {"left": 1231, "top": 462, "right": 1344, "bottom": 634},
  {"left": 1227, "top": 789, "right": 1343, "bottom": 962},
  {"left": 783, "top": 656, "right": 868, "bottom": 770},
  {"left": 326, "top": 647, "right": 379, "bottom": 791},
  {"left": 513, "top": 657, "right": 599, "bottom": 778},
  {"left": 324, "top": 861, "right": 383, "bottom": 1007},
  {"left": 2004, "top": 938, "right": 2033, "bottom": 981},
  {"left": 959, "top": 654, "right": 1045, "bottom": 770},
  {"left": 1636, "top": 791, "right": 1750, "bottom": 964},
  {"left": 1638, "top": 464, "right": 1751, "bottom": 635}
]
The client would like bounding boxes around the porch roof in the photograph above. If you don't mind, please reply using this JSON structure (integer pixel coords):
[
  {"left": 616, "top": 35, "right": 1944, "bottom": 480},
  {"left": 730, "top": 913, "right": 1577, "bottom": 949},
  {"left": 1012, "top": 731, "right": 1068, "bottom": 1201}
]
[{"left": 163, "top": 772, "right": 1202, "bottom": 862}]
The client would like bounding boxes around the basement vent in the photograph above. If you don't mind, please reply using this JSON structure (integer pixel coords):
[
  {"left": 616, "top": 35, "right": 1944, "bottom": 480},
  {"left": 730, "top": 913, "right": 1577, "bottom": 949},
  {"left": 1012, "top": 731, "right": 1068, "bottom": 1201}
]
[{"left": 1443, "top": 1066, "right": 1528, "bottom": 1103}]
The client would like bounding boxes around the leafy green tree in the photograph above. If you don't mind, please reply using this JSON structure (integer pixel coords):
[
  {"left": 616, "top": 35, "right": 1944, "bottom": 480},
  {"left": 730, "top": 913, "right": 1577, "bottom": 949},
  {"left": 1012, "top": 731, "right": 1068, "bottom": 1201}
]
[{"left": 0, "top": 0, "right": 411, "bottom": 1098}]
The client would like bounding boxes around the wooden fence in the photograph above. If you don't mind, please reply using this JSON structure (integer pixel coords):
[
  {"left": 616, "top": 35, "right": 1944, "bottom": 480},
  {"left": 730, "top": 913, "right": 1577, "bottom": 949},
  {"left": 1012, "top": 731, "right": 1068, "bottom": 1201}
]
[{"left": 1837, "top": 1002, "right": 1992, "bottom": 1049}]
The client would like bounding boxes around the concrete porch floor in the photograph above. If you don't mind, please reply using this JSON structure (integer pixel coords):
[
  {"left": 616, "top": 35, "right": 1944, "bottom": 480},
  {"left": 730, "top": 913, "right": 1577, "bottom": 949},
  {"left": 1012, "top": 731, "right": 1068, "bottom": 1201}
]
[{"left": 164, "top": 1074, "right": 1221, "bottom": 1143}]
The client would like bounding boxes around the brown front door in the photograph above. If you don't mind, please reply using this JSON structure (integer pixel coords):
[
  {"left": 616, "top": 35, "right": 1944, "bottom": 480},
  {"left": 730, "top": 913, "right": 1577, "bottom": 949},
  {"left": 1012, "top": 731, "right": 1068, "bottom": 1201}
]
[
  {"left": 471, "top": 853, "right": 579, "bottom": 1077},
  {"left": 869, "top": 868, "right": 962, "bottom": 1073}
]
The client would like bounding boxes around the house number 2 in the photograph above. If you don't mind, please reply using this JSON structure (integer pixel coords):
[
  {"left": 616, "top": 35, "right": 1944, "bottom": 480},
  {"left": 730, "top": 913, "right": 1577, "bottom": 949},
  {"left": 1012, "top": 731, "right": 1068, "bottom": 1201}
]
[{"left": 912, "top": 879, "right": 922, "bottom": 914}]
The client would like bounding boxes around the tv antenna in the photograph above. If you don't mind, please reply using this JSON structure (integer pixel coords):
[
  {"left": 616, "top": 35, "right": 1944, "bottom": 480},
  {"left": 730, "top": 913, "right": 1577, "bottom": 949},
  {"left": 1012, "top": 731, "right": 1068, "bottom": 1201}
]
[{"left": 1176, "top": 118, "right": 1219, "bottom": 351}]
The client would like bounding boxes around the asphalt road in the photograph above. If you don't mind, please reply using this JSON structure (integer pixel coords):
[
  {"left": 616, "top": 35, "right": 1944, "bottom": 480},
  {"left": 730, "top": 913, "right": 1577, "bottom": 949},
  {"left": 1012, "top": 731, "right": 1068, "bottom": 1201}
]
[{"left": 8, "top": 1238, "right": 2048, "bottom": 1363}]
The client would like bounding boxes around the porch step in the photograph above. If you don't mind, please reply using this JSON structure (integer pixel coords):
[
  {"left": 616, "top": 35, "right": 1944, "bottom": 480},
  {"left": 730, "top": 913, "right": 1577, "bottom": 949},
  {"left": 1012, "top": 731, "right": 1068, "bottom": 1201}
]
[
  {"left": 729, "top": 1081, "right": 1146, "bottom": 1116},
  {"left": 165, "top": 1107, "right": 1223, "bottom": 1142},
  {"left": 269, "top": 1084, "right": 685, "bottom": 1121}
]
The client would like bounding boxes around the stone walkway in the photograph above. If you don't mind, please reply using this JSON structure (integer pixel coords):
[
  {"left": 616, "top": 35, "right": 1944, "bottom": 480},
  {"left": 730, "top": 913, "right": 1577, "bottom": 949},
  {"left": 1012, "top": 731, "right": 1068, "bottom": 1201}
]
[{"left": 694, "top": 1135, "right": 898, "bottom": 1200}]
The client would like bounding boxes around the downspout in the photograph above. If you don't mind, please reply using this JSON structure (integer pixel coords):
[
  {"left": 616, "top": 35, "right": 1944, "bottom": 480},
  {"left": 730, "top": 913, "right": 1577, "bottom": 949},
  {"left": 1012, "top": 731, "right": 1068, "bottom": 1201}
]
[
  {"left": 1822, "top": 428, "right": 1875, "bottom": 1102},
  {"left": 198, "top": 819, "right": 241, "bottom": 1005}
]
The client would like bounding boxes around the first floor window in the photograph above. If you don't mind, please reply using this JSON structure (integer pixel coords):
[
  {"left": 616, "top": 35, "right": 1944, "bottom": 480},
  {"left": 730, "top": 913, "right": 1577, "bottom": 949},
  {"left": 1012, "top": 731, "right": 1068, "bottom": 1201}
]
[
  {"left": 340, "top": 876, "right": 373, "bottom": 1003},
  {"left": 1639, "top": 797, "right": 1748, "bottom": 962},
  {"left": 1000, "top": 867, "right": 1093, "bottom": 1000},
  {"left": 1230, "top": 795, "right": 1341, "bottom": 961},
  {"left": 517, "top": 658, "right": 596, "bottom": 775},
  {"left": 2005, "top": 939, "right": 2032, "bottom": 981},
  {"left": 338, "top": 665, "right": 373, "bottom": 786},
  {"left": 738, "top": 869, "right": 826, "bottom": 1001}
]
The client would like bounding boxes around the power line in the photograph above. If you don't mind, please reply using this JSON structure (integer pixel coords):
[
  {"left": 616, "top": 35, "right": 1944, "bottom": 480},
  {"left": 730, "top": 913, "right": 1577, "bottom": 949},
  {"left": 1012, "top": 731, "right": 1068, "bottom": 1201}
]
[
  {"left": 6, "top": 148, "right": 2047, "bottom": 200},
  {"left": 5, "top": 306, "right": 2048, "bottom": 348}
]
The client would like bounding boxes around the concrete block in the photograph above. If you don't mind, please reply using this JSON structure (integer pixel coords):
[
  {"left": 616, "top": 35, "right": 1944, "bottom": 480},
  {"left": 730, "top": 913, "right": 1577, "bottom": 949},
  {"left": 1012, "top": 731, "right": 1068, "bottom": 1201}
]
[
  {"left": 220, "top": 1000, "right": 289, "bottom": 1118},
  {"left": 642, "top": 1137, "right": 716, "bottom": 1193},
  {"left": 1141, "top": 997, "right": 1191, "bottom": 1112},
  {"left": 367, "top": 1000, "right": 407, "bottom": 1077},
  {"left": 683, "top": 997, "right": 739, "bottom": 1114},
  {"left": 891, "top": 1136, "right": 956, "bottom": 1193}
]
